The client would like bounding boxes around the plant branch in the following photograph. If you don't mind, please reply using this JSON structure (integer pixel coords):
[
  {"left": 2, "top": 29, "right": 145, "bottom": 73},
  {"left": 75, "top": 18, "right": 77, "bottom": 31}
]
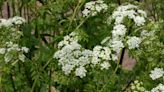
[{"left": 10, "top": 73, "right": 16, "bottom": 92}]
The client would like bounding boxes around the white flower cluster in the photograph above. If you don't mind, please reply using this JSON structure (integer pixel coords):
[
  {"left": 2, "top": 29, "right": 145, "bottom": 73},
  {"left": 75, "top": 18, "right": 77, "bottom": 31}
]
[
  {"left": 130, "top": 80, "right": 164, "bottom": 92},
  {"left": 54, "top": 32, "right": 115, "bottom": 78},
  {"left": 0, "top": 16, "right": 26, "bottom": 28},
  {"left": 82, "top": 0, "right": 108, "bottom": 17},
  {"left": 151, "top": 84, "right": 164, "bottom": 92},
  {"left": 112, "top": 24, "right": 127, "bottom": 38},
  {"left": 127, "top": 36, "right": 141, "bottom": 49},
  {"left": 103, "top": 4, "right": 144, "bottom": 53},
  {"left": 92, "top": 46, "right": 111, "bottom": 70},
  {"left": 140, "top": 30, "right": 156, "bottom": 42},
  {"left": 110, "top": 40, "right": 124, "bottom": 53},
  {"left": 149, "top": 67, "right": 164, "bottom": 80},
  {"left": 130, "top": 80, "right": 149, "bottom": 92},
  {"left": 54, "top": 32, "right": 93, "bottom": 78},
  {"left": 112, "top": 4, "right": 146, "bottom": 26},
  {"left": 0, "top": 42, "right": 29, "bottom": 63},
  {"left": 141, "top": 30, "right": 155, "bottom": 37},
  {"left": 57, "top": 32, "right": 79, "bottom": 48}
]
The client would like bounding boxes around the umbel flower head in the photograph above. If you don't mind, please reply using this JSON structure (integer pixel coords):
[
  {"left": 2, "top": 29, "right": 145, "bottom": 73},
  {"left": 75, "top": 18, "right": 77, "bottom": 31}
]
[
  {"left": 102, "top": 4, "right": 146, "bottom": 53},
  {"left": 149, "top": 67, "right": 164, "bottom": 80},
  {"left": 54, "top": 4, "right": 148, "bottom": 78},
  {"left": 54, "top": 32, "right": 93, "bottom": 78},
  {"left": 127, "top": 36, "right": 141, "bottom": 49},
  {"left": 112, "top": 4, "right": 146, "bottom": 26},
  {"left": 82, "top": 0, "right": 108, "bottom": 17},
  {"left": 151, "top": 84, "right": 164, "bottom": 92},
  {"left": 0, "top": 16, "right": 26, "bottom": 28},
  {"left": 0, "top": 42, "right": 29, "bottom": 63},
  {"left": 54, "top": 32, "right": 113, "bottom": 78}
]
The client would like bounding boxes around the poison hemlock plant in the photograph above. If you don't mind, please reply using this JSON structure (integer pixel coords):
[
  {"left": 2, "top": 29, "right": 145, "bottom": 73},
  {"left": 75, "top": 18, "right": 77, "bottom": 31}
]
[{"left": 0, "top": 0, "right": 163, "bottom": 92}]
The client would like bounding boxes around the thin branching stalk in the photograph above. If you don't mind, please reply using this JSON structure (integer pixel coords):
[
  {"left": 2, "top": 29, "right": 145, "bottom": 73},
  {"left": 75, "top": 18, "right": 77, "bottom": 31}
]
[
  {"left": 23, "top": 63, "right": 33, "bottom": 87},
  {"left": 48, "top": 67, "right": 52, "bottom": 92},
  {"left": 43, "top": 57, "right": 53, "bottom": 69},
  {"left": 10, "top": 73, "right": 16, "bottom": 92},
  {"left": 30, "top": 76, "right": 38, "bottom": 92},
  {"left": 67, "top": 0, "right": 84, "bottom": 33}
]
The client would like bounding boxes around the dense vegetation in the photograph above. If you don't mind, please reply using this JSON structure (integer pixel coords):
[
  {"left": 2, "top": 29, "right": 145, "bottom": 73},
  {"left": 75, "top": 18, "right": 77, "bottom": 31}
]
[{"left": 0, "top": 0, "right": 163, "bottom": 92}]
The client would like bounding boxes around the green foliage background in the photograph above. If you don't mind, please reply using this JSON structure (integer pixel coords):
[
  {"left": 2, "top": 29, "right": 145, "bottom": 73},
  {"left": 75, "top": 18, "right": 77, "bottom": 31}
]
[{"left": 0, "top": 0, "right": 163, "bottom": 92}]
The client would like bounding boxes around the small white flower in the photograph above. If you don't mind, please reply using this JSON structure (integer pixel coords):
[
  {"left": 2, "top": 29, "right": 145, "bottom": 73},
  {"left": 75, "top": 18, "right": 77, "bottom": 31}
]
[
  {"left": 91, "top": 57, "right": 100, "bottom": 65},
  {"left": 112, "top": 24, "right": 127, "bottom": 37},
  {"left": 0, "top": 48, "right": 6, "bottom": 54},
  {"left": 93, "top": 45, "right": 102, "bottom": 51},
  {"left": 82, "top": 0, "right": 108, "bottom": 17},
  {"left": 82, "top": 49, "right": 93, "bottom": 57},
  {"left": 111, "top": 40, "right": 124, "bottom": 52},
  {"left": 101, "top": 47, "right": 111, "bottom": 60},
  {"left": 114, "top": 16, "right": 124, "bottom": 24},
  {"left": 137, "top": 10, "right": 147, "bottom": 17},
  {"left": 150, "top": 67, "right": 164, "bottom": 80},
  {"left": 111, "top": 54, "right": 118, "bottom": 61},
  {"left": 95, "top": 5, "right": 102, "bottom": 12},
  {"left": 151, "top": 84, "right": 164, "bottom": 92},
  {"left": 11, "top": 16, "right": 26, "bottom": 25},
  {"left": 70, "top": 41, "right": 81, "bottom": 50},
  {"left": 75, "top": 66, "right": 87, "bottom": 78},
  {"left": 126, "top": 10, "right": 136, "bottom": 19},
  {"left": 134, "top": 16, "right": 145, "bottom": 26},
  {"left": 111, "top": 4, "right": 146, "bottom": 26},
  {"left": 18, "top": 54, "right": 26, "bottom": 62},
  {"left": 4, "top": 52, "right": 13, "bottom": 63},
  {"left": 127, "top": 36, "right": 141, "bottom": 49},
  {"left": 79, "top": 56, "right": 90, "bottom": 66},
  {"left": 0, "top": 19, "right": 13, "bottom": 27},
  {"left": 21, "top": 47, "right": 29, "bottom": 53},
  {"left": 62, "top": 64, "right": 74, "bottom": 75},
  {"left": 82, "top": 9, "right": 90, "bottom": 17},
  {"left": 100, "top": 62, "right": 111, "bottom": 70}
]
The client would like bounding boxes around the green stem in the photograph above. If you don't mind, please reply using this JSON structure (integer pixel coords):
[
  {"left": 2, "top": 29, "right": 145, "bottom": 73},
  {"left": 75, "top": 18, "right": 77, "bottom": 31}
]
[
  {"left": 23, "top": 63, "right": 33, "bottom": 87},
  {"left": 48, "top": 67, "right": 52, "bottom": 92},
  {"left": 67, "top": 1, "right": 81, "bottom": 32},
  {"left": 99, "top": 48, "right": 124, "bottom": 92},
  {"left": 43, "top": 57, "right": 53, "bottom": 69},
  {"left": 74, "top": 15, "right": 90, "bottom": 31},
  {"left": 10, "top": 73, "right": 16, "bottom": 92},
  {"left": 30, "top": 76, "right": 38, "bottom": 92},
  {"left": 114, "top": 48, "right": 124, "bottom": 74},
  {"left": 67, "top": 0, "right": 84, "bottom": 33}
]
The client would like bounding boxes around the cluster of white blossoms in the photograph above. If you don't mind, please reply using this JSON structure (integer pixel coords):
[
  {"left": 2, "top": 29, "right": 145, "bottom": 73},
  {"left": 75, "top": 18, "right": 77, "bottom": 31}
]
[
  {"left": 0, "top": 42, "right": 29, "bottom": 63},
  {"left": 130, "top": 80, "right": 149, "bottom": 92},
  {"left": 151, "top": 84, "right": 164, "bottom": 92},
  {"left": 112, "top": 4, "right": 146, "bottom": 26},
  {"left": 127, "top": 36, "right": 141, "bottom": 49},
  {"left": 130, "top": 80, "right": 164, "bottom": 92},
  {"left": 112, "top": 24, "right": 127, "bottom": 38},
  {"left": 54, "top": 32, "right": 93, "bottom": 78},
  {"left": 149, "top": 67, "right": 164, "bottom": 80},
  {"left": 82, "top": 0, "right": 108, "bottom": 17},
  {"left": 54, "top": 4, "right": 147, "bottom": 78},
  {"left": 92, "top": 46, "right": 111, "bottom": 70},
  {"left": 0, "top": 16, "right": 26, "bottom": 28},
  {"left": 110, "top": 40, "right": 124, "bottom": 53},
  {"left": 103, "top": 4, "right": 144, "bottom": 53},
  {"left": 150, "top": 68, "right": 164, "bottom": 92},
  {"left": 54, "top": 32, "right": 115, "bottom": 78}
]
